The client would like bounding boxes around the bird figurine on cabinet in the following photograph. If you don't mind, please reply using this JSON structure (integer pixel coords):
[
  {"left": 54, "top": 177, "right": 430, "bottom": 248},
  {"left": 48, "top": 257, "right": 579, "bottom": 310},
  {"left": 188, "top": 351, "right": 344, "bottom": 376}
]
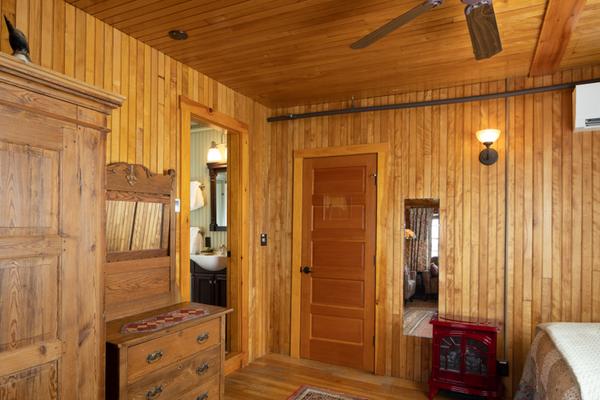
[{"left": 3, "top": 15, "right": 31, "bottom": 63}]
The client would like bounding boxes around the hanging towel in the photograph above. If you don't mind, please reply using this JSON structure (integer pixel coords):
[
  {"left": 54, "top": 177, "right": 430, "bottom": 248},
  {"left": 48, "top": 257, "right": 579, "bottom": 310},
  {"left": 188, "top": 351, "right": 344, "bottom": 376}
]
[
  {"left": 190, "top": 227, "right": 203, "bottom": 255},
  {"left": 190, "top": 181, "right": 205, "bottom": 210}
]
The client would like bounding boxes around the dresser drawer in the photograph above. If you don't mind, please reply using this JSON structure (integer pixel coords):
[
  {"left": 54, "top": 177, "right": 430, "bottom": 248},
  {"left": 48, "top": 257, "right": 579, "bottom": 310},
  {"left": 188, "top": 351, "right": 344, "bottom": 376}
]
[
  {"left": 182, "top": 376, "right": 220, "bottom": 400},
  {"left": 127, "top": 345, "right": 221, "bottom": 400},
  {"left": 127, "top": 318, "right": 221, "bottom": 382}
]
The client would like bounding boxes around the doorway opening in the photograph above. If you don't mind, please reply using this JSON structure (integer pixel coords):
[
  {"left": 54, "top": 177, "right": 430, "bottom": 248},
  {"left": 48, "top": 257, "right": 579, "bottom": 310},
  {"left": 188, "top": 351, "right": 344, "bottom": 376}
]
[{"left": 180, "top": 97, "right": 249, "bottom": 373}]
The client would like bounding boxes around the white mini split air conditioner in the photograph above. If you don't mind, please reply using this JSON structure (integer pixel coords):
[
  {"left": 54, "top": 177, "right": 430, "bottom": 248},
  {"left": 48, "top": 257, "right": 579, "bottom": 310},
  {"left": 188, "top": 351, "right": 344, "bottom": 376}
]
[{"left": 573, "top": 82, "right": 600, "bottom": 132}]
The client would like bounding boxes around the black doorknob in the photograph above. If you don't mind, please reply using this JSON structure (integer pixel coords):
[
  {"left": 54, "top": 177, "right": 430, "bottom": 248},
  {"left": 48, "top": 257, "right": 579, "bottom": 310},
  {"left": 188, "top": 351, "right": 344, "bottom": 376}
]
[{"left": 301, "top": 266, "right": 312, "bottom": 274}]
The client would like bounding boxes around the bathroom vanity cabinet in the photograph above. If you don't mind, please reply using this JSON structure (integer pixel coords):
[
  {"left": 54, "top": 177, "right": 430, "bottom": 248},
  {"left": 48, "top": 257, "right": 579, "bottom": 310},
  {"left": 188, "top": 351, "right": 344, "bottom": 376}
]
[{"left": 191, "top": 262, "right": 227, "bottom": 307}]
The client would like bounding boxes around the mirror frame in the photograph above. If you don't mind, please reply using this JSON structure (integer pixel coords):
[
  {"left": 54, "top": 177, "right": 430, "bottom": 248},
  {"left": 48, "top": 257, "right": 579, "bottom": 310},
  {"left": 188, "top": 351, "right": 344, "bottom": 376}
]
[
  {"left": 207, "top": 161, "right": 227, "bottom": 232},
  {"left": 104, "top": 163, "right": 178, "bottom": 321}
]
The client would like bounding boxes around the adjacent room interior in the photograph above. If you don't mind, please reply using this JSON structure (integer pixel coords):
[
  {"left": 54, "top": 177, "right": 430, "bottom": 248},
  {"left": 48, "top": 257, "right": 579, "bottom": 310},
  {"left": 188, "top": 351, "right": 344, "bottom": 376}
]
[{"left": 0, "top": 1, "right": 599, "bottom": 399}]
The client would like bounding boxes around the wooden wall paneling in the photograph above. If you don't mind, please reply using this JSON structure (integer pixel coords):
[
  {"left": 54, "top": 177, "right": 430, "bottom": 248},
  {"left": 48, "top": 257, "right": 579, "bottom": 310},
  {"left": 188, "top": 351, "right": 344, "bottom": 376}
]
[{"left": 266, "top": 67, "right": 600, "bottom": 392}]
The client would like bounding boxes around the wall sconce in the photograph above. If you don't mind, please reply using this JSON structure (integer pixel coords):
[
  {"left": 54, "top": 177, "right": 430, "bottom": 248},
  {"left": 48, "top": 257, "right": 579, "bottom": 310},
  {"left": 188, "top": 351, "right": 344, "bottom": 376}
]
[
  {"left": 476, "top": 129, "right": 501, "bottom": 165},
  {"left": 207, "top": 141, "right": 222, "bottom": 163}
]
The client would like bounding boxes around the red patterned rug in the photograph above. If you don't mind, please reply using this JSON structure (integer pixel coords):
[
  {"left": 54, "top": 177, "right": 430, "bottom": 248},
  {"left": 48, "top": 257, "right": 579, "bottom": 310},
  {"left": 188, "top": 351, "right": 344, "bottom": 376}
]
[
  {"left": 121, "top": 308, "right": 209, "bottom": 333},
  {"left": 287, "top": 386, "right": 367, "bottom": 400}
]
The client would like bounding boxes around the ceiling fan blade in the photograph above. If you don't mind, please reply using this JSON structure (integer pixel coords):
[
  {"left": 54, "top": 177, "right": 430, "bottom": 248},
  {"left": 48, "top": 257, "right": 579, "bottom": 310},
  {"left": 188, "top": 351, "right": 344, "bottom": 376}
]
[
  {"left": 464, "top": 0, "right": 502, "bottom": 60},
  {"left": 350, "top": 0, "right": 443, "bottom": 50}
]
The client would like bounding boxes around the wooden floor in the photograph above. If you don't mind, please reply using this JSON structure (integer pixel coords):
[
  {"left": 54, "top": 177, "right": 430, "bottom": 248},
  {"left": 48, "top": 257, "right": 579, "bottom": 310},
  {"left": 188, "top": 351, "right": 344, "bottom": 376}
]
[{"left": 224, "top": 354, "right": 457, "bottom": 399}]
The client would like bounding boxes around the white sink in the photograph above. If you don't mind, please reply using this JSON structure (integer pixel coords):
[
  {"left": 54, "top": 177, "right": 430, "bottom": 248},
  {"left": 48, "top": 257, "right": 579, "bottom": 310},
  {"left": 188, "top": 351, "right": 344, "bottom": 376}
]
[{"left": 190, "top": 254, "right": 227, "bottom": 271}]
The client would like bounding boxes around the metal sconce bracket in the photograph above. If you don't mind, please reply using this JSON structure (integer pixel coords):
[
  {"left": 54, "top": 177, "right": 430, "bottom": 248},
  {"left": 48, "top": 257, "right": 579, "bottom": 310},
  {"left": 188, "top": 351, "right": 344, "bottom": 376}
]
[{"left": 479, "top": 143, "right": 498, "bottom": 165}]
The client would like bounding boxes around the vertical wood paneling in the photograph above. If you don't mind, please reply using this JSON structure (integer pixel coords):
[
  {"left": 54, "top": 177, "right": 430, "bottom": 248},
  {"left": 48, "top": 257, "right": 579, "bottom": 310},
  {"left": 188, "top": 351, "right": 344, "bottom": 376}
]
[
  {"left": 268, "top": 84, "right": 508, "bottom": 384},
  {"left": 2, "top": 0, "right": 600, "bottom": 391},
  {"left": 507, "top": 67, "right": 600, "bottom": 390},
  {"left": 0, "top": 0, "right": 271, "bottom": 364},
  {"left": 267, "top": 65, "right": 600, "bottom": 392}
]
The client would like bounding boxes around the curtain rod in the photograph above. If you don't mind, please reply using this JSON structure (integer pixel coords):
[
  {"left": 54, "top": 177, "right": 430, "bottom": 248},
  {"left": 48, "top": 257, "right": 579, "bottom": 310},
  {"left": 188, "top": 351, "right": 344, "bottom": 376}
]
[{"left": 267, "top": 78, "right": 600, "bottom": 122}]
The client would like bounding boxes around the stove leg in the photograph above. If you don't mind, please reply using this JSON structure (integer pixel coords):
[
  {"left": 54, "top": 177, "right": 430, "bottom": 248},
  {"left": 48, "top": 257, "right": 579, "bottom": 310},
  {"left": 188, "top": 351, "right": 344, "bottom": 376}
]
[{"left": 428, "top": 384, "right": 438, "bottom": 400}]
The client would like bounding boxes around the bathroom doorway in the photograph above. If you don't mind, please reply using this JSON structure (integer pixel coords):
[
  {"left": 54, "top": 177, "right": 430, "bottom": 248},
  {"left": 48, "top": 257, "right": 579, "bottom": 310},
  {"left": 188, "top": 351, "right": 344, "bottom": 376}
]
[
  {"left": 180, "top": 98, "right": 249, "bottom": 373},
  {"left": 189, "top": 121, "right": 228, "bottom": 307}
]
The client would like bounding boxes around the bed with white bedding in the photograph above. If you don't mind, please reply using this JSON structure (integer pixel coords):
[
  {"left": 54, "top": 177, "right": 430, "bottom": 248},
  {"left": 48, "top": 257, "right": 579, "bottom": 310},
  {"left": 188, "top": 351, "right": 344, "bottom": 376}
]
[{"left": 515, "top": 323, "right": 600, "bottom": 400}]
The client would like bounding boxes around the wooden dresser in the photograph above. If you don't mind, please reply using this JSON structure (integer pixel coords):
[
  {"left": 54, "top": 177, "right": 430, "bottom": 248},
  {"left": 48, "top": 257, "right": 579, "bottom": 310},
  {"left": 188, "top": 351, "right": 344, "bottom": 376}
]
[
  {"left": 0, "top": 53, "right": 122, "bottom": 399},
  {"left": 106, "top": 303, "right": 230, "bottom": 400}
]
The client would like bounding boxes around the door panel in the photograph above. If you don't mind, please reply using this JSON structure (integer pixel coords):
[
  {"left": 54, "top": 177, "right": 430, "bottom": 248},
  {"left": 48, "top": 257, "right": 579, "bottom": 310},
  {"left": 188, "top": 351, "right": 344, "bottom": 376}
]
[
  {"left": 300, "top": 154, "right": 376, "bottom": 372},
  {"left": 0, "top": 135, "right": 65, "bottom": 399},
  {"left": 0, "top": 257, "right": 58, "bottom": 351},
  {"left": 0, "top": 362, "right": 59, "bottom": 398}
]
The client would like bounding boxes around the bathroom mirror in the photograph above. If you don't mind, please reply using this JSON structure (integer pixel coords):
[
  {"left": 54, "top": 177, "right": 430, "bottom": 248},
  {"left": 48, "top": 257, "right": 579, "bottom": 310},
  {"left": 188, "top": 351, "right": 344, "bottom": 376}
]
[
  {"left": 403, "top": 198, "right": 440, "bottom": 339},
  {"left": 208, "top": 162, "right": 227, "bottom": 231}
]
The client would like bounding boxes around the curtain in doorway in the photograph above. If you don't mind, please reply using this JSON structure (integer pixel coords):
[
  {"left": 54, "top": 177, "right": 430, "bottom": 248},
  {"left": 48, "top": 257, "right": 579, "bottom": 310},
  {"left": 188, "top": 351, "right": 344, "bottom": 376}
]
[{"left": 407, "top": 208, "right": 433, "bottom": 272}]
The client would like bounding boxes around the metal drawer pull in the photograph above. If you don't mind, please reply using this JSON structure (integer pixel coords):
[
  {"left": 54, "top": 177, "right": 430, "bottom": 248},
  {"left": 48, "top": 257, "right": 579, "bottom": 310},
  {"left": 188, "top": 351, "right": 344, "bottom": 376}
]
[
  {"left": 145, "top": 385, "right": 164, "bottom": 399},
  {"left": 196, "top": 332, "right": 209, "bottom": 343},
  {"left": 146, "top": 350, "right": 163, "bottom": 364},
  {"left": 196, "top": 362, "right": 210, "bottom": 375},
  {"left": 196, "top": 392, "right": 209, "bottom": 400}
]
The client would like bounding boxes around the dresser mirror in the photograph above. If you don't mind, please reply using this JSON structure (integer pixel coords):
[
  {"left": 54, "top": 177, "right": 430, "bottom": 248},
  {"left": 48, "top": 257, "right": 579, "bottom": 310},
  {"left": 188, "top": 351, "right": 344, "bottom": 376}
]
[
  {"left": 403, "top": 198, "right": 440, "bottom": 338},
  {"left": 106, "top": 200, "right": 165, "bottom": 252}
]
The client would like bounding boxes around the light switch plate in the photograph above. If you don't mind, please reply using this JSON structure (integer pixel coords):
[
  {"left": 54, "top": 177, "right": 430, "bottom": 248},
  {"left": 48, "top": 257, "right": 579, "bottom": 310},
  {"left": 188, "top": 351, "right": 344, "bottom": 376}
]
[{"left": 174, "top": 198, "right": 181, "bottom": 213}]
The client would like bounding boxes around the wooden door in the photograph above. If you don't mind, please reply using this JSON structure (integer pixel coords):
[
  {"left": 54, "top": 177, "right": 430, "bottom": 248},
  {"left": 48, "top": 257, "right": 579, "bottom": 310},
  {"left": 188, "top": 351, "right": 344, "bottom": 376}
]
[{"left": 300, "top": 154, "right": 377, "bottom": 371}]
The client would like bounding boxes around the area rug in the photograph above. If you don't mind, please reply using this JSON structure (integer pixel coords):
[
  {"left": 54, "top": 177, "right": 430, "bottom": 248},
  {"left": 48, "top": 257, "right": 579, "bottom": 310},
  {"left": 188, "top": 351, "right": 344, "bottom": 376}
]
[
  {"left": 403, "top": 308, "right": 436, "bottom": 338},
  {"left": 287, "top": 385, "right": 367, "bottom": 400},
  {"left": 121, "top": 307, "right": 209, "bottom": 333}
]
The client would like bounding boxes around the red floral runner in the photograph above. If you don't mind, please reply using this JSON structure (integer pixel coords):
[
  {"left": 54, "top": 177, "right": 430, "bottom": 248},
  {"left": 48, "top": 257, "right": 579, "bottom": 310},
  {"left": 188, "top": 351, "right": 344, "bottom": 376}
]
[
  {"left": 121, "top": 308, "right": 209, "bottom": 333},
  {"left": 288, "top": 386, "right": 367, "bottom": 400}
]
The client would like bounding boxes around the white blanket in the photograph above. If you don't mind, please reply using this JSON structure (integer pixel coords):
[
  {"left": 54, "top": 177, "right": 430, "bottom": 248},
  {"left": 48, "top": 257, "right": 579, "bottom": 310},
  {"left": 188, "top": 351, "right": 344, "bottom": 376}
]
[{"left": 542, "top": 323, "right": 600, "bottom": 400}]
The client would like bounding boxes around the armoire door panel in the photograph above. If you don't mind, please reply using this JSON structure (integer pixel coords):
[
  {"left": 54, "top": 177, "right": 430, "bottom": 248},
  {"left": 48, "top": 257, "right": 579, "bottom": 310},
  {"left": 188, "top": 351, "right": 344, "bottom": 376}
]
[
  {"left": 0, "top": 104, "right": 70, "bottom": 151},
  {"left": 0, "top": 142, "right": 59, "bottom": 235},
  {"left": 0, "top": 124, "right": 66, "bottom": 399},
  {"left": 0, "top": 257, "right": 59, "bottom": 351},
  {"left": 0, "top": 361, "right": 59, "bottom": 399}
]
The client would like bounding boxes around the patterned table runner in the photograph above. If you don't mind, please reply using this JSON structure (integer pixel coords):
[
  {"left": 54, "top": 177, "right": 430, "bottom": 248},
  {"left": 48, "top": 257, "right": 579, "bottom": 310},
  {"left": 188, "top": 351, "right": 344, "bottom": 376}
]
[{"left": 121, "top": 308, "right": 209, "bottom": 333}]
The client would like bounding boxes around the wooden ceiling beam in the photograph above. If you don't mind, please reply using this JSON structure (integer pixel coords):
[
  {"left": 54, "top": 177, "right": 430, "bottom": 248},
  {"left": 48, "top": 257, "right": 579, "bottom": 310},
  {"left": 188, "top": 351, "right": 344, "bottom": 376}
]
[{"left": 529, "top": 0, "right": 587, "bottom": 76}]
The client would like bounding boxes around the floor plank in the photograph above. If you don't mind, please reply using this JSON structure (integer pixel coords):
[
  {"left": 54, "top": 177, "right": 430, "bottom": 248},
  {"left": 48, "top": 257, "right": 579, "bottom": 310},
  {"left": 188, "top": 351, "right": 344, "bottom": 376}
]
[{"left": 224, "top": 354, "right": 457, "bottom": 399}]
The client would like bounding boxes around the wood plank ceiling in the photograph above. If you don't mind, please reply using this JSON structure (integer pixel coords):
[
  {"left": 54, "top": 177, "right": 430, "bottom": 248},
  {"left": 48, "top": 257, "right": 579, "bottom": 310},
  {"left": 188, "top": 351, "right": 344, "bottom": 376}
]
[{"left": 66, "top": 0, "right": 600, "bottom": 106}]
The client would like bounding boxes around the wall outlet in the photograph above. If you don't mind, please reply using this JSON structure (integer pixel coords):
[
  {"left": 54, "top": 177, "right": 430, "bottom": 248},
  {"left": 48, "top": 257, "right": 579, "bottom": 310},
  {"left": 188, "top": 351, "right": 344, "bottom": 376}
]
[{"left": 260, "top": 233, "right": 268, "bottom": 246}]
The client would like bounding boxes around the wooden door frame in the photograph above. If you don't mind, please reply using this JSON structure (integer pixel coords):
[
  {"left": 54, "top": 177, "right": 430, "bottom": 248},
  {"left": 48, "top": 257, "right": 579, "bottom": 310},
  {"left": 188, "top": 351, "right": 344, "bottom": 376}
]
[
  {"left": 180, "top": 96, "right": 249, "bottom": 373},
  {"left": 291, "top": 143, "right": 389, "bottom": 375}
]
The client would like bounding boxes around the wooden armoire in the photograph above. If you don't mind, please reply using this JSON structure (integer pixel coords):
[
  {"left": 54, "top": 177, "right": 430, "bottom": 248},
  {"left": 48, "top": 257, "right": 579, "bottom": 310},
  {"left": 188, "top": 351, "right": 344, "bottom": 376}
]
[{"left": 0, "top": 53, "right": 123, "bottom": 398}]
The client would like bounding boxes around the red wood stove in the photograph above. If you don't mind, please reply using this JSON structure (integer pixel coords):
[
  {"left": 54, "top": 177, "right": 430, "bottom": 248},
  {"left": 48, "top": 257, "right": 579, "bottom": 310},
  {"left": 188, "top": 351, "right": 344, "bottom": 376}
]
[{"left": 429, "top": 316, "right": 503, "bottom": 399}]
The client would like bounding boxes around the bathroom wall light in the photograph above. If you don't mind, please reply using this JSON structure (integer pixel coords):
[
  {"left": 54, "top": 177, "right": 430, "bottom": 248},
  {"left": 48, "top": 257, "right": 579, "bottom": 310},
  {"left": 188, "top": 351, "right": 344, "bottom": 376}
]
[
  {"left": 476, "top": 129, "right": 501, "bottom": 165},
  {"left": 217, "top": 143, "right": 228, "bottom": 162},
  {"left": 207, "top": 141, "right": 222, "bottom": 163}
]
